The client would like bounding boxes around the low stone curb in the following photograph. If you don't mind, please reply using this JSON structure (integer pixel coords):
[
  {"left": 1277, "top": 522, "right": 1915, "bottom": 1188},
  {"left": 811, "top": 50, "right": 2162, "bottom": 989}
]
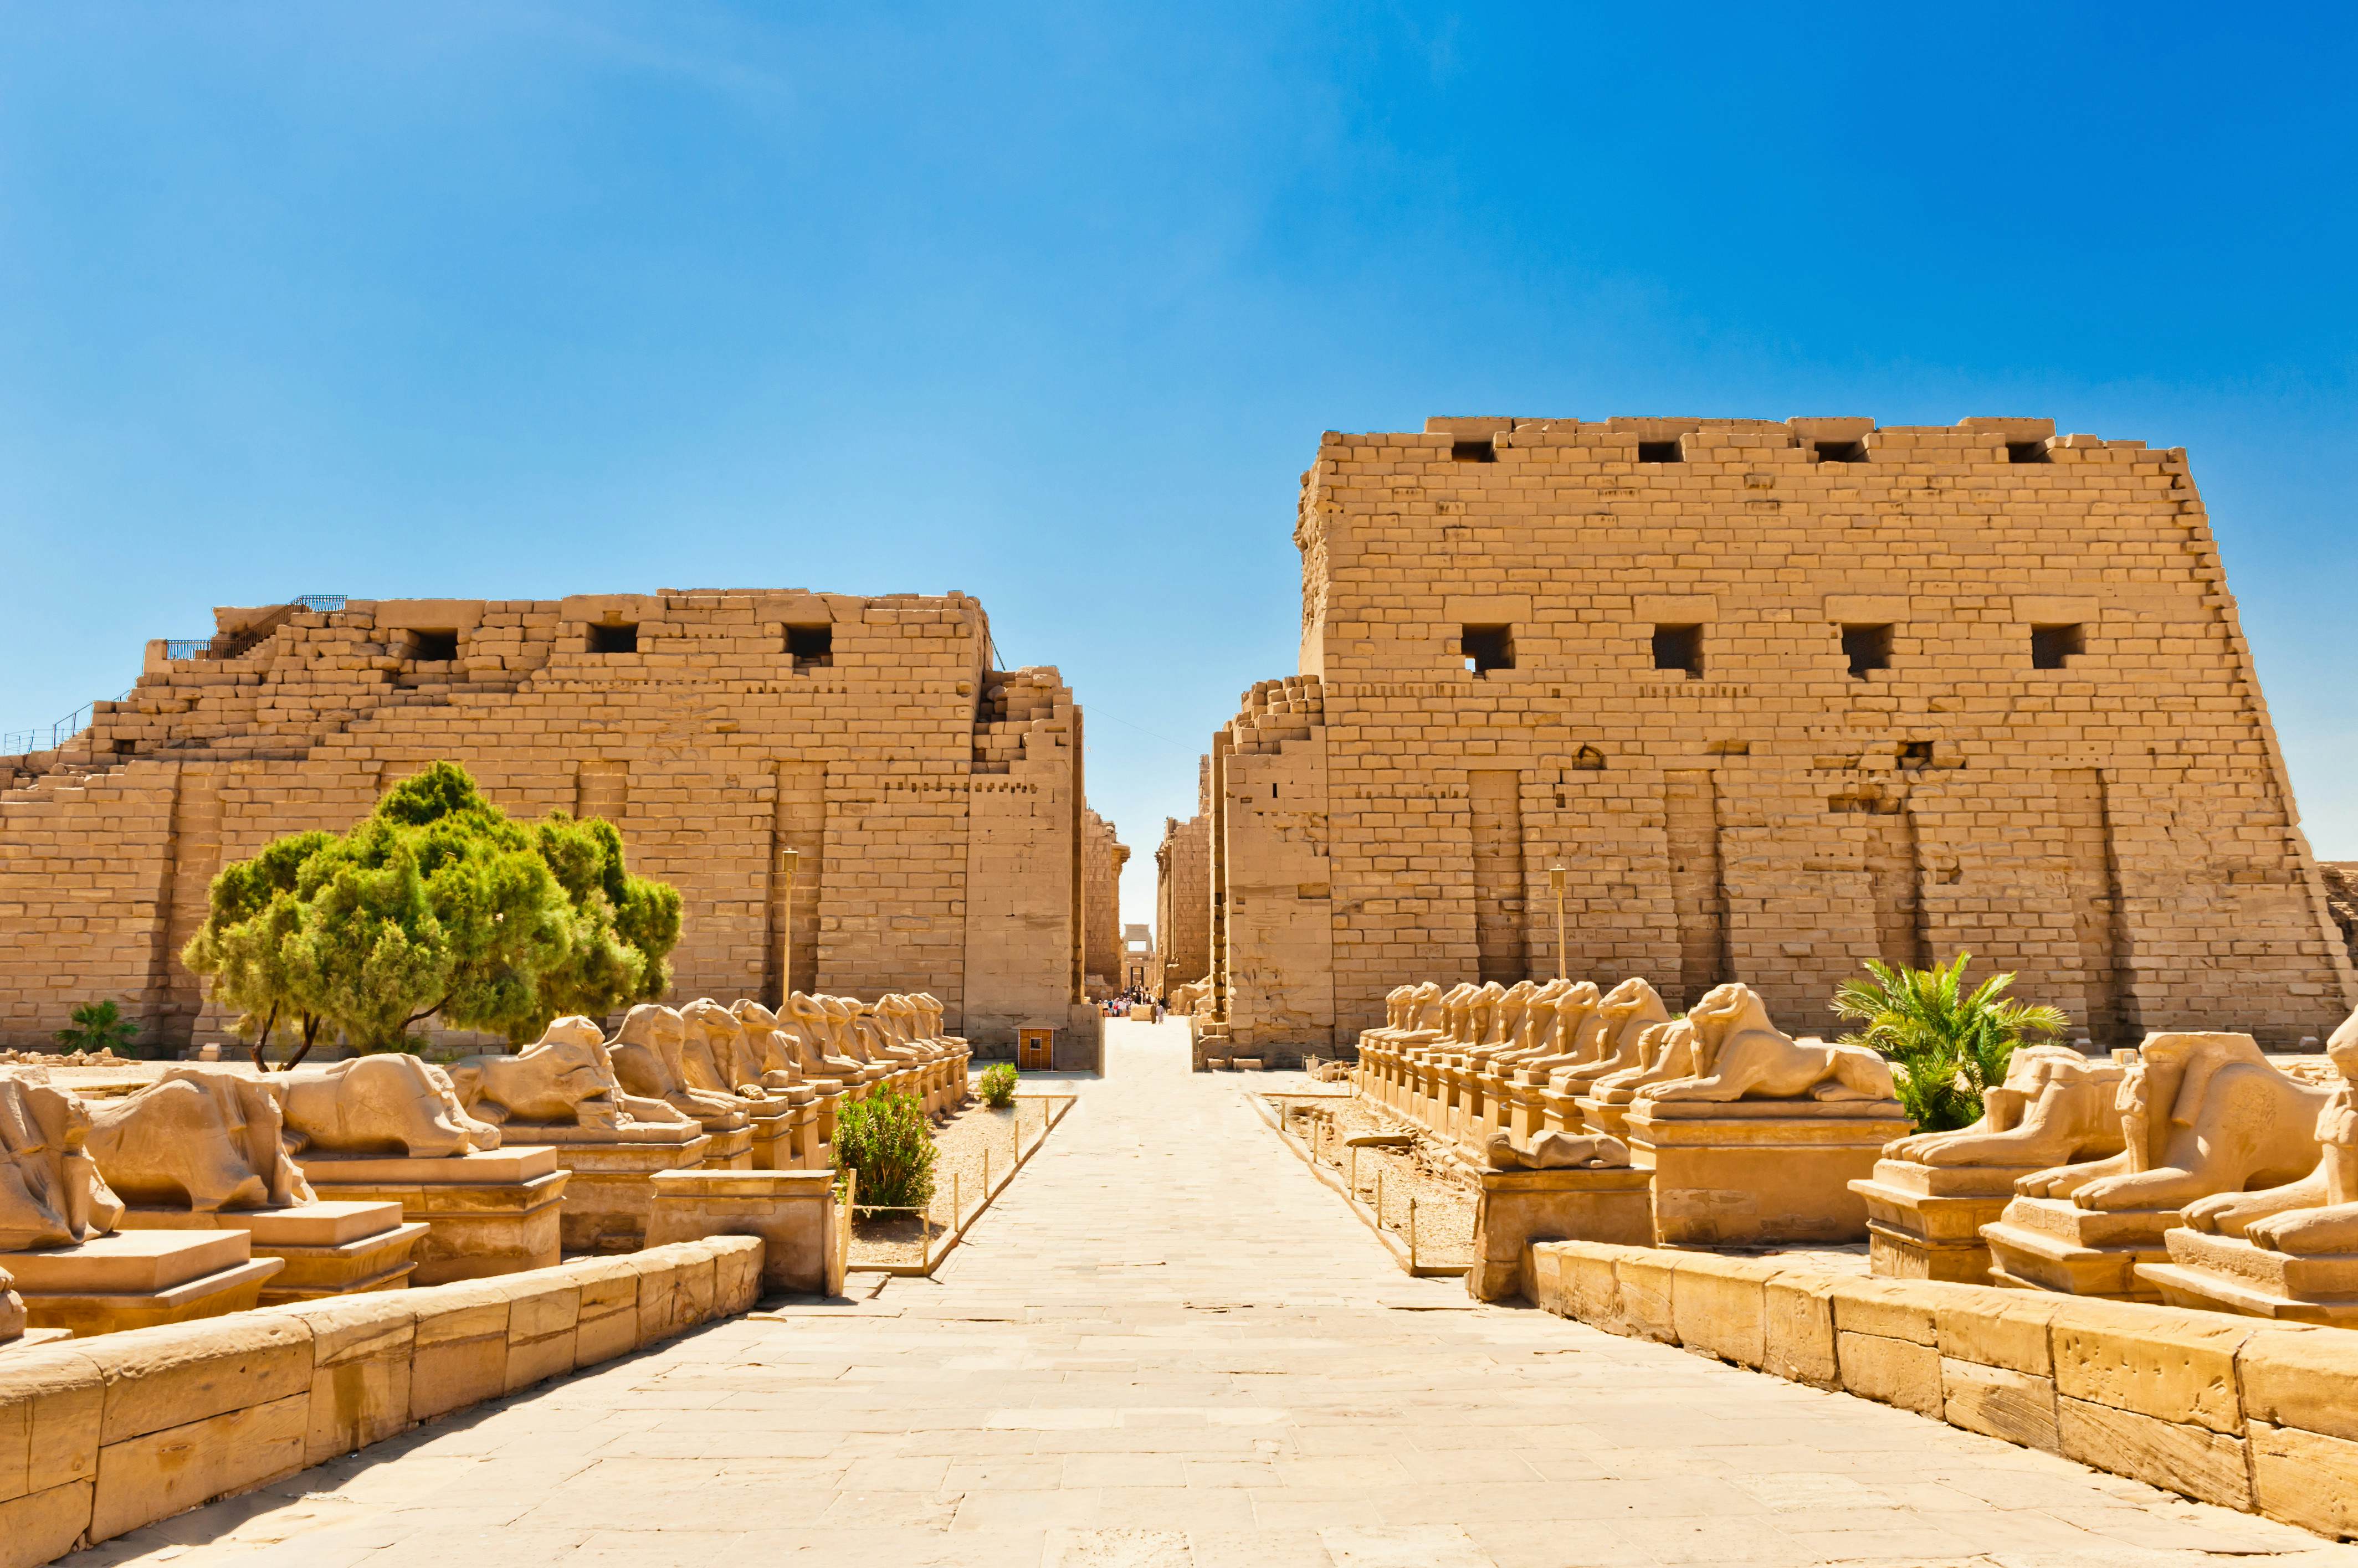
[
  {"left": 0, "top": 1236, "right": 765, "bottom": 1567},
  {"left": 1527, "top": 1238, "right": 2358, "bottom": 1542}
]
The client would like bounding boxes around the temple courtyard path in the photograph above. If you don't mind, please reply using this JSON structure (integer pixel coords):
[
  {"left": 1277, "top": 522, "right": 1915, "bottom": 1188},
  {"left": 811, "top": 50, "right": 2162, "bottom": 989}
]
[{"left": 83, "top": 1020, "right": 2358, "bottom": 1568}]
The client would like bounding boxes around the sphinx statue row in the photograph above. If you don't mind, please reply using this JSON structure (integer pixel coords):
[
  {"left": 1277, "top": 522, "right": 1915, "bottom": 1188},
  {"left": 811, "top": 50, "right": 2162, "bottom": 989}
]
[
  {"left": 0, "top": 989, "right": 970, "bottom": 1342},
  {"left": 1855, "top": 1005, "right": 2358, "bottom": 1323},
  {"left": 494, "top": 991, "right": 972, "bottom": 1167},
  {"left": 1355, "top": 976, "right": 1898, "bottom": 1158}
]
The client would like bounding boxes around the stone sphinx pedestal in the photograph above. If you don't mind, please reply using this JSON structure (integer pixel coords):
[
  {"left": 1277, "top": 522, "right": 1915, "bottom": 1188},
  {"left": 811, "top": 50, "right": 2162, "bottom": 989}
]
[
  {"left": 699, "top": 1124, "right": 756, "bottom": 1170},
  {"left": 517, "top": 1125, "right": 712, "bottom": 1255},
  {"left": 298, "top": 1145, "right": 567, "bottom": 1285},
  {"left": 1850, "top": 1159, "right": 2043, "bottom": 1283},
  {"left": 2136, "top": 1232, "right": 2358, "bottom": 1325},
  {"left": 118, "top": 1200, "right": 429, "bottom": 1304},
  {"left": 1626, "top": 1100, "right": 1911, "bottom": 1246},
  {"left": 746, "top": 1103, "right": 806, "bottom": 1172},
  {"left": 5, "top": 1230, "right": 285, "bottom": 1336},
  {"left": 645, "top": 1168, "right": 836, "bottom": 1295},
  {"left": 1575, "top": 1094, "right": 1633, "bottom": 1143},
  {"left": 1468, "top": 1164, "right": 1655, "bottom": 1302},
  {"left": 1980, "top": 1195, "right": 2177, "bottom": 1301}
]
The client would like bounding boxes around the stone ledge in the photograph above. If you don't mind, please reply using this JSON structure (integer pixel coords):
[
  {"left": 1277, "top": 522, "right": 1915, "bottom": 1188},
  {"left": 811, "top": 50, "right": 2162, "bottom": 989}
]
[
  {"left": 1526, "top": 1238, "right": 2352, "bottom": 1541},
  {"left": 0, "top": 1236, "right": 764, "bottom": 1567}
]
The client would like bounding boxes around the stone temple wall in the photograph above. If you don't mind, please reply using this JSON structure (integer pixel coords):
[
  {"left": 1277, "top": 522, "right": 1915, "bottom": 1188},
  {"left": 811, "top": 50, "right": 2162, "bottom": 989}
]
[
  {"left": 1155, "top": 809, "right": 1211, "bottom": 992},
  {"left": 0, "top": 589, "right": 1100, "bottom": 1050},
  {"left": 1081, "top": 807, "right": 1126, "bottom": 993},
  {"left": 1202, "top": 415, "right": 2357, "bottom": 1050}
]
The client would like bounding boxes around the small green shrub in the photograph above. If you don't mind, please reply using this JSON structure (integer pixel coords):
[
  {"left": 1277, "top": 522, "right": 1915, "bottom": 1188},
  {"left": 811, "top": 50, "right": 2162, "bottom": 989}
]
[
  {"left": 55, "top": 999, "right": 143, "bottom": 1057},
  {"left": 834, "top": 1084, "right": 936, "bottom": 1214},
  {"left": 979, "top": 1062, "right": 1018, "bottom": 1108}
]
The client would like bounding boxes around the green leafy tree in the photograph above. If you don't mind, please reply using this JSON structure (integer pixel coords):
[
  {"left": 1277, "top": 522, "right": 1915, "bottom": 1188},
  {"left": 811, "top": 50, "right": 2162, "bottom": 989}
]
[
  {"left": 55, "top": 999, "right": 142, "bottom": 1056},
  {"left": 180, "top": 829, "right": 335, "bottom": 1066},
  {"left": 834, "top": 1084, "right": 937, "bottom": 1214},
  {"left": 182, "top": 762, "right": 681, "bottom": 1061},
  {"left": 1832, "top": 952, "right": 2069, "bottom": 1132}
]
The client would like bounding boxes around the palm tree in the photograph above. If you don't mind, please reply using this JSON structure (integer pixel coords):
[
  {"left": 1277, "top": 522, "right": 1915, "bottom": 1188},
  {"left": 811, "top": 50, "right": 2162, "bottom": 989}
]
[
  {"left": 1832, "top": 953, "right": 2068, "bottom": 1131},
  {"left": 54, "top": 998, "right": 143, "bottom": 1057}
]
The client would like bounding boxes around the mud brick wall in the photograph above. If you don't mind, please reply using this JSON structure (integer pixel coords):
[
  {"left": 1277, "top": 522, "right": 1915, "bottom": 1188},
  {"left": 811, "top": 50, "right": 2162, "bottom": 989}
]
[
  {"left": 1201, "top": 416, "right": 2355, "bottom": 1049},
  {"left": 0, "top": 592, "right": 1092, "bottom": 1049}
]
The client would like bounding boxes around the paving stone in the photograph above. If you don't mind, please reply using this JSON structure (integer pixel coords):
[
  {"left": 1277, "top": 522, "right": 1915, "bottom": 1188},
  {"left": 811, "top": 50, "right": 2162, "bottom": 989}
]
[{"left": 75, "top": 1022, "right": 2358, "bottom": 1566}]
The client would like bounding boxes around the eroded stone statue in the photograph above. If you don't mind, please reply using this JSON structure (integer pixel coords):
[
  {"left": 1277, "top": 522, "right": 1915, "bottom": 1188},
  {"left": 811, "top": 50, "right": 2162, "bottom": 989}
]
[
  {"left": 2014, "top": 1032, "right": 2329, "bottom": 1212},
  {"left": 785, "top": 991, "right": 872, "bottom": 1082},
  {"left": 611, "top": 1003, "right": 750, "bottom": 1130},
  {"left": 85, "top": 1067, "right": 315, "bottom": 1211},
  {"left": 274, "top": 1054, "right": 503, "bottom": 1158},
  {"left": 1490, "top": 979, "right": 1572, "bottom": 1068},
  {"left": 1483, "top": 1128, "right": 1631, "bottom": 1171},
  {"left": 2180, "top": 1008, "right": 2358, "bottom": 1251},
  {"left": 1588, "top": 1017, "right": 1698, "bottom": 1106},
  {"left": 679, "top": 999, "right": 778, "bottom": 1102},
  {"left": 1883, "top": 1046, "right": 2125, "bottom": 1169},
  {"left": 1636, "top": 983, "right": 1896, "bottom": 1104},
  {"left": 728, "top": 1001, "right": 811, "bottom": 1091},
  {"left": 0, "top": 1072, "right": 124, "bottom": 1249},
  {"left": 1505, "top": 981, "right": 1601, "bottom": 1077},
  {"left": 1554, "top": 978, "right": 1672, "bottom": 1095},
  {"left": 449, "top": 1017, "right": 695, "bottom": 1139}
]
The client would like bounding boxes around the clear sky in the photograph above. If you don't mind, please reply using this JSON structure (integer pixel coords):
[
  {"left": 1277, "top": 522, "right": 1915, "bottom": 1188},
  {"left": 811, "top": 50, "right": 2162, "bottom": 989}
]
[{"left": 4, "top": 5, "right": 2354, "bottom": 932}]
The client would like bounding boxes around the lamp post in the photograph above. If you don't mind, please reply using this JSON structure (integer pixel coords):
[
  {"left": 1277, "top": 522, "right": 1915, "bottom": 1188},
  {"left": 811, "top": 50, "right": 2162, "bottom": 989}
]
[
  {"left": 1549, "top": 863, "right": 1567, "bottom": 981},
  {"left": 777, "top": 847, "right": 801, "bottom": 1007}
]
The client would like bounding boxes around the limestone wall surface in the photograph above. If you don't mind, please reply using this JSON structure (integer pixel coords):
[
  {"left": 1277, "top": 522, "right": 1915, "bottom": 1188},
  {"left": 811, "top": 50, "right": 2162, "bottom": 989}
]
[
  {"left": 1201, "top": 417, "right": 2355, "bottom": 1049},
  {"left": 1081, "top": 808, "right": 1126, "bottom": 992},
  {"left": 0, "top": 1237, "right": 763, "bottom": 1568},
  {"left": 1155, "top": 811, "right": 1211, "bottom": 991},
  {"left": 0, "top": 592, "right": 1093, "bottom": 1049}
]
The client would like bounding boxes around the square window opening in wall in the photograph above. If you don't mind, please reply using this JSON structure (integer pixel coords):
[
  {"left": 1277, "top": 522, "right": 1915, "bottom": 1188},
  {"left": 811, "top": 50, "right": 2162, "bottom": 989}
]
[
  {"left": 1462, "top": 624, "right": 1514, "bottom": 675},
  {"left": 1652, "top": 624, "right": 1702, "bottom": 677},
  {"left": 1450, "top": 439, "right": 1496, "bottom": 463},
  {"left": 1814, "top": 439, "right": 1868, "bottom": 464},
  {"left": 786, "top": 624, "right": 833, "bottom": 669},
  {"left": 1841, "top": 623, "right": 1892, "bottom": 678},
  {"left": 2007, "top": 440, "right": 2051, "bottom": 464},
  {"left": 587, "top": 623, "right": 638, "bottom": 655},
  {"left": 1637, "top": 440, "right": 1682, "bottom": 464},
  {"left": 2032, "top": 623, "right": 2084, "bottom": 669},
  {"left": 407, "top": 629, "right": 459, "bottom": 662},
  {"left": 1900, "top": 741, "right": 1934, "bottom": 769}
]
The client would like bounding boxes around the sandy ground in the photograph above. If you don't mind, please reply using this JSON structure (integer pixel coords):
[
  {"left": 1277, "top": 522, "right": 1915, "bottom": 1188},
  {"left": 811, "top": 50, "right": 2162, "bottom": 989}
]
[
  {"left": 847, "top": 1091, "right": 1068, "bottom": 1266},
  {"left": 1263, "top": 1088, "right": 1477, "bottom": 1266}
]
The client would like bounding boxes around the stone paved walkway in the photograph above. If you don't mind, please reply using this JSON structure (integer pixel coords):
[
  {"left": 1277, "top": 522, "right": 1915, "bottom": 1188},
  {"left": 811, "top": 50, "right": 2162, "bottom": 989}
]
[{"left": 83, "top": 1021, "right": 2358, "bottom": 1568}]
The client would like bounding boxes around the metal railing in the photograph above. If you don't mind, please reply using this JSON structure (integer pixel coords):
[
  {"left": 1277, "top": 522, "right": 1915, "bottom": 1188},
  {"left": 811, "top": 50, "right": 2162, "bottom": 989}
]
[
  {"left": 2, "top": 689, "right": 131, "bottom": 758},
  {"left": 5, "top": 593, "right": 347, "bottom": 755}
]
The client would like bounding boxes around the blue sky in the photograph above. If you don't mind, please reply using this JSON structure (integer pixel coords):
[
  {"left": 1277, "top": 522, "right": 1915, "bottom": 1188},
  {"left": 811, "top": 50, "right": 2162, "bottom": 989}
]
[{"left": 4, "top": 4, "right": 2354, "bottom": 927}]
